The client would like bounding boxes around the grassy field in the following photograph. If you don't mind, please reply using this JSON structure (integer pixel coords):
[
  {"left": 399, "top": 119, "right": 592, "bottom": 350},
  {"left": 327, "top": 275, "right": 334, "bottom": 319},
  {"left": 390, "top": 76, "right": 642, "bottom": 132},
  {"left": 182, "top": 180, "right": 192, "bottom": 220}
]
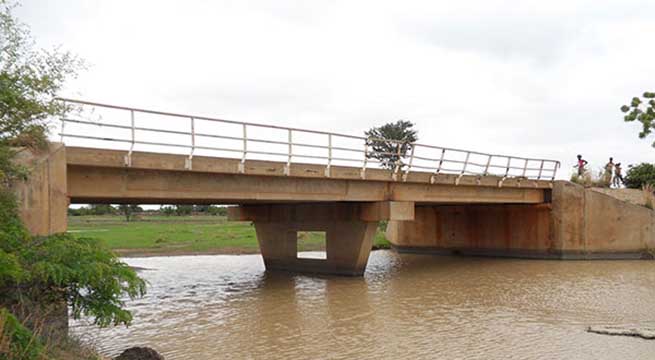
[{"left": 68, "top": 215, "right": 391, "bottom": 257}]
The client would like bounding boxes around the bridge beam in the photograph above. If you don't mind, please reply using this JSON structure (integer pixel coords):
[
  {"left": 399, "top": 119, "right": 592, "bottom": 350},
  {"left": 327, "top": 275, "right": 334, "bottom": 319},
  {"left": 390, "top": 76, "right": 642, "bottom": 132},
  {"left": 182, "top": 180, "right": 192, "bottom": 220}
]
[{"left": 229, "top": 202, "right": 414, "bottom": 276}]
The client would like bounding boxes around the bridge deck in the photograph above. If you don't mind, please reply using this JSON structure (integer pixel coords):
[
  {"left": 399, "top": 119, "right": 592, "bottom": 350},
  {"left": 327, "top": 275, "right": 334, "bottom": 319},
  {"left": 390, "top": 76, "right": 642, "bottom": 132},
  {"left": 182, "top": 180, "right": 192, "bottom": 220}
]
[{"left": 66, "top": 146, "right": 549, "bottom": 205}]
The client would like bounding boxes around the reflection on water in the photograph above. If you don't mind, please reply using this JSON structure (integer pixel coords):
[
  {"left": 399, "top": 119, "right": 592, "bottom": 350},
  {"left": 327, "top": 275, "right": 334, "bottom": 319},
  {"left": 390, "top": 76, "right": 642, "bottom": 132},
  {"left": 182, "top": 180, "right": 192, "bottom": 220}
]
[{"left": 72, "top": 251, "right": 655, "bottom": 359}]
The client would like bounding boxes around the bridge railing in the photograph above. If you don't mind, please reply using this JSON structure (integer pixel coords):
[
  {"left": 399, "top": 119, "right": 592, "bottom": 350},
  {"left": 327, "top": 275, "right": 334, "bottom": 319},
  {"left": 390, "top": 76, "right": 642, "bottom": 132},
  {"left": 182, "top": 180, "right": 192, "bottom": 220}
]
[{"left": 55, "top": 98, "right": 560, "bottom": 184}]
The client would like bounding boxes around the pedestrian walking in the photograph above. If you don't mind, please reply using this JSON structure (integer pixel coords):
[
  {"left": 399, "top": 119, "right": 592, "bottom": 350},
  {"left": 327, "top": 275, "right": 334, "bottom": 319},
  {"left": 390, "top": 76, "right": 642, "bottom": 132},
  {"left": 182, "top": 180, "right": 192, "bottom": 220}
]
[
  {"left": 613, "top": 163, "right": 624, "bottom": 188},
  {"left": 575, "top": 154, "right": 588, "bottom": 176},
  {"left": 604, "top": 157, "right": 614, "bottom": 186}
]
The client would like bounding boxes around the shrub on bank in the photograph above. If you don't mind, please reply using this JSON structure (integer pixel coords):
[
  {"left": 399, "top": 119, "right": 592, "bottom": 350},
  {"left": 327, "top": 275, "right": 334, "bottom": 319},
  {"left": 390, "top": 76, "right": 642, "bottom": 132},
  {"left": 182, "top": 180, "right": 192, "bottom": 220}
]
[
  {"left": 625, "top": 163, "right": 655, "bottom": 189},
  {"left": 570, "top": 169, "right": 610, "bottom": 188}
]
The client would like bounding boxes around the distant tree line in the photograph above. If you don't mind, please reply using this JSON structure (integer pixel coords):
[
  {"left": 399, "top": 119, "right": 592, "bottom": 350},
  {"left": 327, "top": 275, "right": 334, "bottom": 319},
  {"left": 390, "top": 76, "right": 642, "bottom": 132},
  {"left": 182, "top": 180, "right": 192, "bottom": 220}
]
[{"left": 68, "top": 204, "right": 229, "bottom": 220}]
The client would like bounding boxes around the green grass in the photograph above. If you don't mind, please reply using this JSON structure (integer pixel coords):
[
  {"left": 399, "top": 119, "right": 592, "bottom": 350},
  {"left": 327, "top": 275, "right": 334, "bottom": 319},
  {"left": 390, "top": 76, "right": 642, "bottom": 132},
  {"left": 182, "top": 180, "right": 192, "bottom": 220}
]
[{"left": 68, "top": 215, "right": 391, "bottom": 256}]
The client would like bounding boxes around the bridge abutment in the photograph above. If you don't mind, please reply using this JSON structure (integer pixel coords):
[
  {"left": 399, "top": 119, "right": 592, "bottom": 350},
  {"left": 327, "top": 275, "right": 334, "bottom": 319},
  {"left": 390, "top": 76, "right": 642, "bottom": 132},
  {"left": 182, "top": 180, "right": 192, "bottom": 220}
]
[
  {"left": 387, "top": 181, "right": 655, "bottom": 259},
  {"left": 229, "top": 202, "right": 414, "bottom": 276},
  {"left": 12, "top": 143, "right": 68, "bottom": 236}
]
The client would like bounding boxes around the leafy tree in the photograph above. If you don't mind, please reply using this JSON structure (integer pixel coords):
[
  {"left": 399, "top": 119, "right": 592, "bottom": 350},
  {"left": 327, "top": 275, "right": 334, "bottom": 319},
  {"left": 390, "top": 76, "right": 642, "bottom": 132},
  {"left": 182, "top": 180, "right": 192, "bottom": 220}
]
[
  {"left": 194, "top": 205, "right": 210, "bottom": 213},
  {"left": 118, "top": 204, "right": 142, "bottom": 222},
  {"left": 621, "top": 91, "right": 655, "bottom": 146},
  {"left": 0, "top": 1, "right": 82, "bottom": 151},
  {"left": 624, "top": 163, "right": 655, "bottom": 189},
  {"left": 208, "top": 205, "right": 228, "bottom": 216},
  {"left": 89, "top": 204, "right": 116, "bottom": 215},
  {"left": 0, "top": 0, "right": 145, "bottom": 337},
  {"left": 364, "top": 120, "right": 418, "bottom": 170},
  {"left": 160, "top": 205, "right": 176, "bottom": 216},
  {"left": 175, "top": 204, "right": 193, "bottom": 216}
]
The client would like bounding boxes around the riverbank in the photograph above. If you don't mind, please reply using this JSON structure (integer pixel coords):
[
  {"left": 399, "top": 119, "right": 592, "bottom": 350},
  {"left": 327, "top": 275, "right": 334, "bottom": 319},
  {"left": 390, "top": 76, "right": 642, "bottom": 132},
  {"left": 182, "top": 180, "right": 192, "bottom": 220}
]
[{"left": 68, "top": 215, "right": 391, "bottom": 257}]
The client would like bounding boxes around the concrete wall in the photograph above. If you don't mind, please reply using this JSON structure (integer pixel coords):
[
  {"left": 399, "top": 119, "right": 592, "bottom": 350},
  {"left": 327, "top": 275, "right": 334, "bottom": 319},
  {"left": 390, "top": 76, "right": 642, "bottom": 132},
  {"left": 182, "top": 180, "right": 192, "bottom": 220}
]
[
  {"left": 388, "top": 181, "right": 655, "bottom": 259},
  {"left": 12, "top": 144, "right": 68, "bottom": 236}
]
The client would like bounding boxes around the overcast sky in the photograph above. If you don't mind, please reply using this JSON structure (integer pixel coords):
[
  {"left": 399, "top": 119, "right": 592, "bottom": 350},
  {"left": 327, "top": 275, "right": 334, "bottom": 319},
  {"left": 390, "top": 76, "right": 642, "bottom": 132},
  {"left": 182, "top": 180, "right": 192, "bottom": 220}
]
[{"left": 17, "top": 0, "right": 655, "bottom": 177}]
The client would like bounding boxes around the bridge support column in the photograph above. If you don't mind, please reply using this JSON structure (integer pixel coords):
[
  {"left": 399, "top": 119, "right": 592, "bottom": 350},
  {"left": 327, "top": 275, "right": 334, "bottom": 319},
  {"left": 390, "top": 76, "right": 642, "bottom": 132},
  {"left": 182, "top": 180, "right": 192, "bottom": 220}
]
[{"left": 229, "top": 202, "right": 414, "bottom": 276}]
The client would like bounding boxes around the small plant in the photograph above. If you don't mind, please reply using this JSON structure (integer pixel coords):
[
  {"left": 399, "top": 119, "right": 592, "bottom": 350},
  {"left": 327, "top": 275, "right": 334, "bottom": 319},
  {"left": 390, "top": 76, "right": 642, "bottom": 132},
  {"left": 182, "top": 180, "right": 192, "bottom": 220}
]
[
  {"left": 570, "top": 169, "right": 601, "bottom": 187},
  {"left": 0, "top": 308, "right": 45, "bottom": 360}
]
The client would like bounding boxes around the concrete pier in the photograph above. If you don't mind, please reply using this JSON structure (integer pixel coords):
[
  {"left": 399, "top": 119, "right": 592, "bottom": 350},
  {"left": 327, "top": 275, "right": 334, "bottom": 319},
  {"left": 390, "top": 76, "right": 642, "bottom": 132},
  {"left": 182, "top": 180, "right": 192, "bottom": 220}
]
[{"left": 229, "top": 202, "right": 413, "bottom": 275}]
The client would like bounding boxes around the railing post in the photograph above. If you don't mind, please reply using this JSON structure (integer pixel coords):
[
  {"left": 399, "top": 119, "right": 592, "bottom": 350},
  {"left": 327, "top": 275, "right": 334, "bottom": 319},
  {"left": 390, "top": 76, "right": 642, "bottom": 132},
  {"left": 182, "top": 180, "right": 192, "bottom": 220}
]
[
  {"left": 455, "top": 152, "right": 470, "bottom": 185},
  {"left": 238, "top": 124, "right": 247, "bottom": 173},
  {"left": 59, "top": 99, "right": 66, "bottom": 143},
  {"left": 325, "top": 134, "right": 332, "bottom": 177},
  {"left": 498, "top": 157, "right": 511, "bottom": 187},
  {"left": 284, "top": 129, "right": 292, "bottom": 176},
  {"left": 552, "top": 161, "right": 560, "bottom": 181},
  {"left": 392, "top": 142, "right": 403, "bottom": 181},
  {"left": 431, "top": 148, "right": 446, "bottom": 184},
  {"left": 361, "top": 142, "right": 368, "bottom": 179},
  {"left": 185, "top": 117, "right": 195, "bottom": 170},
  {"left": 521, "top": 158, "right": 529, "bottom": 178},
  {"left": 402, "top": 144, "right": 415, "bottom": 182},
  {"left": 537, "top": 159, "right": 544, "bottom": 180},
  {"left": 484, "top": 155, "right": 492, "bottom": 175},
  {"left": 124, "top": 110, "right": 135, "bottom": 167}
]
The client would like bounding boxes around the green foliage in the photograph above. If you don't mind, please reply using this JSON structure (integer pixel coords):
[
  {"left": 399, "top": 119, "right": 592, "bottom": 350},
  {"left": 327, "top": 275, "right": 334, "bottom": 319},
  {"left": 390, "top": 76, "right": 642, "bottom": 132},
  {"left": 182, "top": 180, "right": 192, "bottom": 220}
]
[
  {"left": 621, "top": 91, "right": 655, "bottom": 146},
  {"left": 0, "top": 308, "right": 45, "bottom": 360},
  {"left": 624, "top": 163, "right": 655, "bottom": 189},
  {"left": 174, "top": 205, "right": 193, "bottom": 216},
  {"left": 160, "top": 205, "right": 176, "bottom": 216},
  {"left": 0, "top": 198, "right": 147, "bottom": 328},
  {"left": 68, "top": 204, "right": 119, "bottom": 216},
  {"left": 365, "top": 120, "right": 418, "bottom": 170},
  {"left": 207, "top": 205, "right": 227, "bottom": 216},
  {"left": 0, "top": 0, "right": 82, "bottom": 151},
  {"left": 0, "top": 5, "right": 144, "bottom": 359},
  {"left": 14, "top": 234, "right": 146, "bottom": 327},
  {"left": 117, "top": 204, "right": 141, "bottom": 222}
]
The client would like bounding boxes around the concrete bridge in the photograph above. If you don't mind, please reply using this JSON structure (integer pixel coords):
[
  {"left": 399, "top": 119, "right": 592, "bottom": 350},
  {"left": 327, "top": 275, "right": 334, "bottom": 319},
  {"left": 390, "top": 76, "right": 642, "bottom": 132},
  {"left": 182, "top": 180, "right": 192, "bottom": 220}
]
[{"left": 13, "top": 99, "right": 655, "bottom": 276}]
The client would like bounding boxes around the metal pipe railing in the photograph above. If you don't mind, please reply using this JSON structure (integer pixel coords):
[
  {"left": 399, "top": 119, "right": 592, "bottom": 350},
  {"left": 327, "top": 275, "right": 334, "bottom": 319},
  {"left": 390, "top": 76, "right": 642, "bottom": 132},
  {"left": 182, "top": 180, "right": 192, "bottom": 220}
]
[{"left": 55, "top": 98, "right": 561, "bottom": 183}]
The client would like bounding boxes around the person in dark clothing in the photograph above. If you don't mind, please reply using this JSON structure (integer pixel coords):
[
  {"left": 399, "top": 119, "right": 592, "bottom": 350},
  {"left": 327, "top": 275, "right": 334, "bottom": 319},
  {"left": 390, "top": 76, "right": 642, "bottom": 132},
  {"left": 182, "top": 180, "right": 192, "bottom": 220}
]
[{"left": 613, "top": 163, "right": 624, "bottom": 188}]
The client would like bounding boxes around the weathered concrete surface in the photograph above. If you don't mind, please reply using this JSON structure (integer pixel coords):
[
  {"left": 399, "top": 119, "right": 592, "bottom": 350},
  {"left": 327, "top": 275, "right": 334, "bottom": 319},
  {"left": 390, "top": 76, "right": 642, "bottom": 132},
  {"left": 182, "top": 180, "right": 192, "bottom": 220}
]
[
  {"left": 229, "top": 201, "right": 415, "bottom": 222},
  {"left": 12, "top": 143, "right": 67, "bottom": 236},
  {"left": 388, "top": 181, "right": 655, "bottom": 259},
  {"left": 66, "top": 146, "right": 555, "bottom": 189},
  {"left": 230, "top": 203, "right": 383, "bottom": 276},
  {"left": 590, "top": 188, "right": 646, "bottom": 207},
  {"left": 66, "top": 148, "right": 547, "bottom": 205}
]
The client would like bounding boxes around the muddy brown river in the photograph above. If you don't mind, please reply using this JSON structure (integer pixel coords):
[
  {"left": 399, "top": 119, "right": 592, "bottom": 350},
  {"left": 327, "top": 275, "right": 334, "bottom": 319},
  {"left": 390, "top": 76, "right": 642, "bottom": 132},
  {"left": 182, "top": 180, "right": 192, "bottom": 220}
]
[{"left": 72, "top": 251, "right": 655, "bottom": 359}]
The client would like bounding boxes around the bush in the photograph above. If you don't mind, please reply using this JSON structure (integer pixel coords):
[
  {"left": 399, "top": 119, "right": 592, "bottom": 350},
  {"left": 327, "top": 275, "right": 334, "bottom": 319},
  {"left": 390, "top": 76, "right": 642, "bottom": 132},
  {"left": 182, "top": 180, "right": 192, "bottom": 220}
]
[
  {"left": 625, "top": 163, "right": 655, "bottom": 189},
  {"left": 570, "top": 169, "right": 610, "bottom": 188},
  {"left": 9, "top": 234, "right": 146, "bottom": 327},
  {"left": 1, "top": 154, "right": 146, "bottom": 329},
  {"left": 0, "top": 308, "right": 45, "bottom": 360}
]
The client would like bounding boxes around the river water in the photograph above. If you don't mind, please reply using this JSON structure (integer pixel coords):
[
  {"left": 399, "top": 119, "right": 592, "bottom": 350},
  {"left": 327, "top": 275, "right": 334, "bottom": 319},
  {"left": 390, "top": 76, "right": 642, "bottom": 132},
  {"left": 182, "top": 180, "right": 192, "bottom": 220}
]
[{"left": 72, "top": 251, "right": 655, "bottom": 359}]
